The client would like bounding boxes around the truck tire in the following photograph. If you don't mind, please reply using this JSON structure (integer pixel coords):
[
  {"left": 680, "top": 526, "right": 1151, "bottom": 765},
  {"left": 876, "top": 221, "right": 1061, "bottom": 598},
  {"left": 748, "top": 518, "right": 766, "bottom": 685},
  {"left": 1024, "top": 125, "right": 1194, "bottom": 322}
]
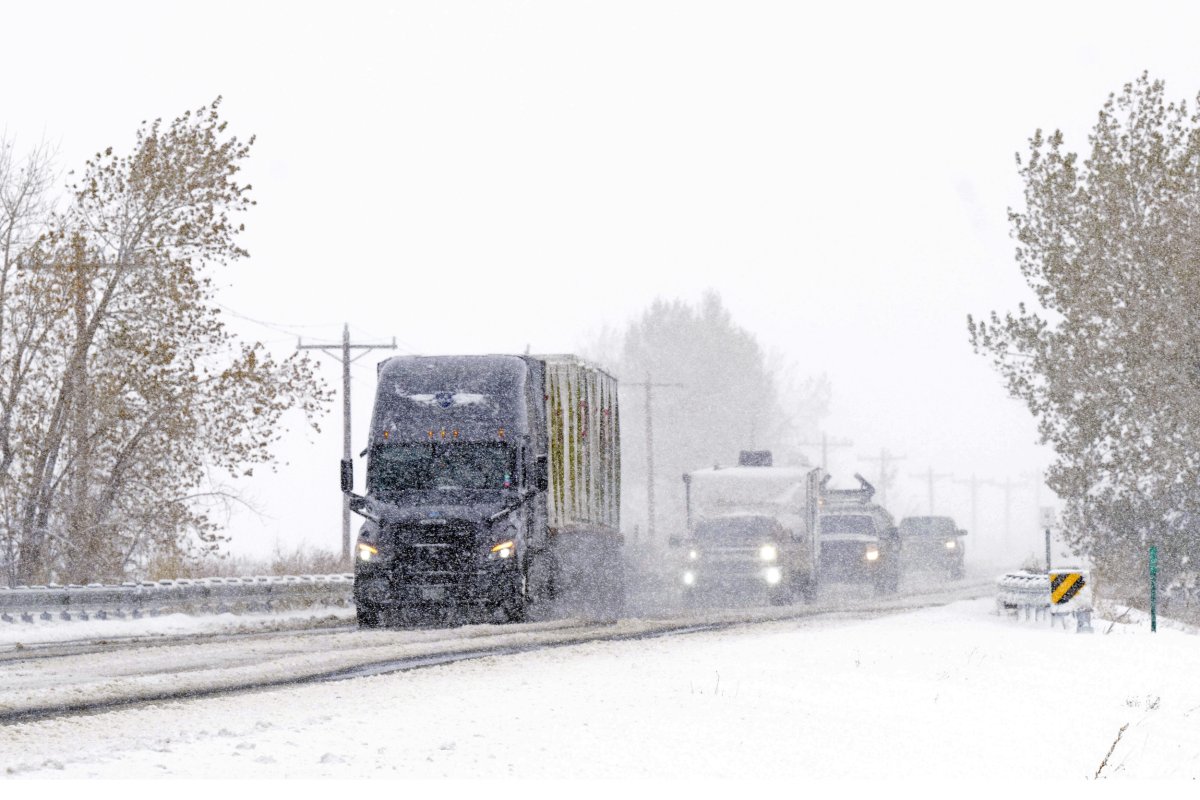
[
  {"left": 356, "top": 605, "right": 381, "bottom": 628},
  {"left": 501, "top": 567, "right": 529, "bottom": 623},
  {"left": 800, "top": 574, "right": 819, "bottom": 604}
]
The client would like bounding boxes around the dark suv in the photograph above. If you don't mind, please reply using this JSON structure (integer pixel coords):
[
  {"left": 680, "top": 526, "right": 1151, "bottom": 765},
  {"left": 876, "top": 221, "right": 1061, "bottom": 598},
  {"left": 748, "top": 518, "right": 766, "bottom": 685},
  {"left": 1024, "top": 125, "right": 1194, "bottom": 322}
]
[{"left": 897, "top": 516, "right": 965, "bottom": 580}]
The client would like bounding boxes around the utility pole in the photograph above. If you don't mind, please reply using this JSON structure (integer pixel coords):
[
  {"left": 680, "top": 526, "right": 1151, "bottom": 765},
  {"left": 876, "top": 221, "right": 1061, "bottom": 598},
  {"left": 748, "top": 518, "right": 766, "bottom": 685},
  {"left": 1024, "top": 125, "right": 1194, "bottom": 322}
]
[
  {"left": 796, "top": 432, "right": 854, "bottom": 471},
  {"left": 997, "top": 475, "right": 1034, "bottom": 551},
  {"left": 858, "top": 448, "right": 906, "bottom": 508},
  {"left": 953, "top": 473, "right": 998, "bottom": 543},
  {"left": 299, "top": 324, "right": 396, "bottom": 563},
  {"left": 910, "top": 466, "right": 954, "bottom": 515},
  {"left": 624, "top": 374, "right": 684, "bottom": 545}
]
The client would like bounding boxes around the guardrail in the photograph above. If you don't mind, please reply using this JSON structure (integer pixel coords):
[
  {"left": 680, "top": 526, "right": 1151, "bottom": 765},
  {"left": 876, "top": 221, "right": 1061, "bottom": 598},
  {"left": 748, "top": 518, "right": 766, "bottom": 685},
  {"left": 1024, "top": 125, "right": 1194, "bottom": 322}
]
[
  {"left": 0, "top": 574, "right": 354, "bottom": 623},
  {"left": 996, "top": 569, "right": 1092, "bottom": 632}
]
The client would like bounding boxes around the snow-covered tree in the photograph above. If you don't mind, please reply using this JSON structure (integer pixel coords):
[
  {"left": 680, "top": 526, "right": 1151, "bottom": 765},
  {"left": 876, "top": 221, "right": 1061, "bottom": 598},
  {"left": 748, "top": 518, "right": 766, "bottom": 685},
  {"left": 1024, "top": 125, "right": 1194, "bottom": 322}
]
[
  {"left": 0, "top": 101, "right": 330, "bottom": 585},
  {"left": 605, "top": 291, "right": 828, "bottom": 544},
  {"left": 969, "top": 73, "right": 1200, "bottom": 576}
]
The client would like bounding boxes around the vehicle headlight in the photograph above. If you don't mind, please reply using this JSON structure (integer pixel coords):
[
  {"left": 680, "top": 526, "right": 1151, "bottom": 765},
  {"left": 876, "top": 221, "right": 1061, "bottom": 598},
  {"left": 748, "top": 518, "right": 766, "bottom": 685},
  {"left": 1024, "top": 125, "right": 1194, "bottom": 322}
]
[
  {"left": 865, "top": 548, "right": 880, "bottom": 562},
  {"left": 357, "top": 543, "right": 378, "bottom": 563},
  {"left": 759, "top": 544, "right": 778, "bottom": 562},
  {"left": 682, "top": 570, "right": 696, "bottom": 586},
  {"left": 764, "top": 566, "right": 783, "bottom": 585},
  {"left": 688, "top": 549, "right": 699, "bottom": 561},
  {"left": 490, "top": 539, "right": 515, "bottom": 560},
  {"left": 944, "top": 540, "right": 957, "bottom": 550}
]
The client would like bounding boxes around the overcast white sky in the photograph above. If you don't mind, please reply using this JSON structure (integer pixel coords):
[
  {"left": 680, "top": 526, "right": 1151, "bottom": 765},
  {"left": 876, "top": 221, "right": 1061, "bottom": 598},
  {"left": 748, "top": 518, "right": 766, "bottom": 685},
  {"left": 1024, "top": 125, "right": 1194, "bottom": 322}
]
[{"left": 5, "top": 1, "right": 1200, "bottom": 567}]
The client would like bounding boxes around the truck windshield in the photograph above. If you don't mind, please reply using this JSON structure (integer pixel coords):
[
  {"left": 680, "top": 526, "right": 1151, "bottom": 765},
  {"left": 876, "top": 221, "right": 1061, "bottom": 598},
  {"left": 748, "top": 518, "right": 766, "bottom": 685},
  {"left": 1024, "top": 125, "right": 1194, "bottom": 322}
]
[
  {"left": 820, "top": 515, "right": 876, "bottom": 535},
  {"left": 900, "top": 518, "right": 955, "bottom": 537},
  {"left": 694, "top": 516, "right": 783, "bottom": 543},
  {"left": 368, "top": 443, "right": 513, "bottom": 491}
]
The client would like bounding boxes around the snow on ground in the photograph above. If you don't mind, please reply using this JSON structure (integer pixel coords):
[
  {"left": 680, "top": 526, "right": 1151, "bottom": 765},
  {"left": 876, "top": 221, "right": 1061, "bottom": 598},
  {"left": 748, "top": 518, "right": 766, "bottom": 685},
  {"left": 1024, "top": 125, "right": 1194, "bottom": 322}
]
[{"left": 2, "top": 595, "right": 1198, "bottom": 784}]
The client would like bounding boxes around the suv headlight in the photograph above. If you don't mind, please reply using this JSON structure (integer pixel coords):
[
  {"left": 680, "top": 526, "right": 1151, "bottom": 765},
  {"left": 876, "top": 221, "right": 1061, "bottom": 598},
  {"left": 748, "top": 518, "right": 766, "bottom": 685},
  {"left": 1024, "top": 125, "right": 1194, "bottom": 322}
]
[{"left": 759, "top": 544, "right": 778, "bottom": 562}]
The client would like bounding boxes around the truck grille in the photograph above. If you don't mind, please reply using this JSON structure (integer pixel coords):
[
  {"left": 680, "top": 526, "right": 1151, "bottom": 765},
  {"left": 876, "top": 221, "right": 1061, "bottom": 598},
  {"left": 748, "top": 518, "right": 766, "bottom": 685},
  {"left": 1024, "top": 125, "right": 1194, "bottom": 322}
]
[{"left": 391, "top": 526, "right": 481, "bottom": 586}]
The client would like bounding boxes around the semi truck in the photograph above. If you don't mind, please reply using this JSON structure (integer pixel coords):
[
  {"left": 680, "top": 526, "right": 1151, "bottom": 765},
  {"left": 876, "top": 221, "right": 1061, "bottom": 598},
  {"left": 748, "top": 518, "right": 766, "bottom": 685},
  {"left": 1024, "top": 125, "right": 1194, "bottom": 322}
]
[
  {"left": 816, "top": 474, "right": 901, "bottom": 595},
  {"left": 341, "top": 354, "right": 622, "bottom": 627},
  {"left": 674, "top": 451, "right": 823, "bottom": 604}
]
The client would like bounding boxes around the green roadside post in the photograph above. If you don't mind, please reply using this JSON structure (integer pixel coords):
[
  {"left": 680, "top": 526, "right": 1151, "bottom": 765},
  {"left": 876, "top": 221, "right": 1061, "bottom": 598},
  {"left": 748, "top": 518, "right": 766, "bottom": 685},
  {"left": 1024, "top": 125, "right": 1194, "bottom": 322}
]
[{"left": 1150, "top": 545, "right": 1158, "bottom": 633}]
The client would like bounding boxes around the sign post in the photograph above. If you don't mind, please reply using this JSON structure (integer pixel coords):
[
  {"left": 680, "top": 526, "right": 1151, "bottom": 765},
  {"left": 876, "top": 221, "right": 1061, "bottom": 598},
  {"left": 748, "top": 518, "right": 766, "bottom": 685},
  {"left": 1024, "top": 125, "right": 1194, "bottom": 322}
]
[
  {"left": 1039, "top": 507, "right": 1057, "bottom": 571},
  {"left": 1150, "top": 545, "right": 1158, "bottom": 633}
]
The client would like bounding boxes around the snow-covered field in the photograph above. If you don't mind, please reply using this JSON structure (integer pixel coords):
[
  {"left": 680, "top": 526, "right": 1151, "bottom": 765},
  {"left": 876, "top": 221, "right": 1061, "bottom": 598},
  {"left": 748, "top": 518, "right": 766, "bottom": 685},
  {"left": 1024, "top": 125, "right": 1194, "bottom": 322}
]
[{"left": 2, "top": 594, "right": 1197, "bottom": 785}]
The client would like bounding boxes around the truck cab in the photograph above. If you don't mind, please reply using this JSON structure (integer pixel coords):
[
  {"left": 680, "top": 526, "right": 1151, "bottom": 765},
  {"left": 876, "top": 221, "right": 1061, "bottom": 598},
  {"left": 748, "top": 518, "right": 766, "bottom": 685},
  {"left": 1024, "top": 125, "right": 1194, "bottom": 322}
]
[
  {"left": 816, "top": 474, "right": 900, "bottom": 595},
  {"left": 675, "top": 451, "right": 821, "bottom": 605},
  {"left": 898, "top": 516, "right": 966, "bottom": 580}
]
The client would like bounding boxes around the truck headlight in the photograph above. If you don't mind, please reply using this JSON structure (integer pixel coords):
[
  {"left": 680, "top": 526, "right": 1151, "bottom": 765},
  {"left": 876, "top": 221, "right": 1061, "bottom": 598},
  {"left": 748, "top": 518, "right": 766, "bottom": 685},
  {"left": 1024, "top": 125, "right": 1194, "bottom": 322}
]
[
  {"left": 764, "top": 566, "right": 783, "bottom": 585},
  {"left": 682, "top": 571, "right": 696, "bottom": 586},
  {"left": 688, "top": 549, "right": 699, "bottom": 561},
  {"left": 865, "top": 548, "right": 880, "bottom": 562},
  {"left": 944, "top": 540, "right": 957, "bottom": 550},
  {"left": 759, "top": 544, "right": 778, "bottom": 562},
  {"left": 490, "top": 539, "right": 515, "bottom": 560},
  {"left": 357, "top": 543, "right": 378, "bottom": 563}
]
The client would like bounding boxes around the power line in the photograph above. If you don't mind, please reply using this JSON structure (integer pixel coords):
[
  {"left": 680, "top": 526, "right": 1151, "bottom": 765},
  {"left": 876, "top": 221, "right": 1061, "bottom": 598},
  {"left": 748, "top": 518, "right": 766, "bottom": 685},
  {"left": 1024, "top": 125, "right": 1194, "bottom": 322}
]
[
  {"left": 298, "top": 324, "right": 397, "bottom": 562},
  {"left": 624, "top": 375, "right": 685, "bottom": 545},
  {"left": 910, "top": 466, "right": 954, "bottom": 515},
  {"left": 796, "top": 432, "right": 854, "bottom": 471},
  {"left": 858, "top": 448, "right": 906, "bottom": 508}
]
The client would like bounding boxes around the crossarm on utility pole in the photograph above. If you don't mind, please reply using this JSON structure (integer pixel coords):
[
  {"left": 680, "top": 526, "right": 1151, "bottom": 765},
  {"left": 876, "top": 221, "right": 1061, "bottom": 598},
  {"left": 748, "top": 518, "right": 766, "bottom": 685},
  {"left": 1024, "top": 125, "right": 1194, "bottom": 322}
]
[{"left": 298, "top": 323, "right": 397, "bottom": 563}]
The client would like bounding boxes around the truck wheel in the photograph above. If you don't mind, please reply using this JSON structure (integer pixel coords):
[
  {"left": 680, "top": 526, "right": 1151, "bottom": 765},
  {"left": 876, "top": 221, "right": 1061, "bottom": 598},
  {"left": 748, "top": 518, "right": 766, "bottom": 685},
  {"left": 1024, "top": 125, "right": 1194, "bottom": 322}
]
[
  {"left": 356, "top": 605, "right": 381, "bottom": 628},
  {"left": 501, "top": 568, "right": 529, "bottom": 623},
  {"left": 800, "top": 575, "right": 819, "bottom": 604}
]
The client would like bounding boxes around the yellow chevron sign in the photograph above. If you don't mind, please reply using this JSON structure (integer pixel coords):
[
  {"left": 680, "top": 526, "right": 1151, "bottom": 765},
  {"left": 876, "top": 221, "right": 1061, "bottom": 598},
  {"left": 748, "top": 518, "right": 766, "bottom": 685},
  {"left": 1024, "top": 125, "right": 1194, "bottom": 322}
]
[{"left": 1050, "top": 572, "right": 1085, "bottom": 605}]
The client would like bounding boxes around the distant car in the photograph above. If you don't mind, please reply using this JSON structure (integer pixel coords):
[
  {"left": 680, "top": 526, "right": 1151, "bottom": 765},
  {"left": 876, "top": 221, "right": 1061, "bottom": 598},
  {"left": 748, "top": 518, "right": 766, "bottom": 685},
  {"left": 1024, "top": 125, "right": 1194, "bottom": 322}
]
[{"left": 898, "top": 516, "right": 965, "bottom": 580}]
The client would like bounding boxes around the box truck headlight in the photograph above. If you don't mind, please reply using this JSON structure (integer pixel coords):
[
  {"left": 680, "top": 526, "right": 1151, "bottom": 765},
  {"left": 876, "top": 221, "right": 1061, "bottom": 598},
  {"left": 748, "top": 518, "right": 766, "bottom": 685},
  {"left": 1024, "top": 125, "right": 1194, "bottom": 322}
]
[
  {"left": 764, "top": 566, "right": 783, "bottom": 585},
  {"left": 759, "top": 544, "right": 778, "bottom": 562},
  {"left": 688, "top": 549, "right": 699, "bottom": 561},
  {"left": 944, "top": 540, "right": 957, "bottom": 550},
  {"left": 682, "top": 571, "right": 696, "bottom": 586},
  {"left": 357, "top": 543, "right": 378, "bottom": 563},
  {"left": 865, "top": 548, "right": 880, "bottom": 562},
  {"left": 490, "top": 540, "right": 515, "bottom": 560}
]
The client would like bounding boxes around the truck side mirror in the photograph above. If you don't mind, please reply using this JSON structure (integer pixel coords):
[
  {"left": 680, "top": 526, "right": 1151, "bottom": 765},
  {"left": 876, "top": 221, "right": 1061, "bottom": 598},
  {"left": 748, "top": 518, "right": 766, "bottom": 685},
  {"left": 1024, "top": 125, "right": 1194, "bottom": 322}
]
[
  {"left": 536, "top": 455, "right": 549, "bottom": 492},
  {"left": 958, "top": 529, "right": 968, "bottom": 537},
  {"left": 340, "top": 459, "right": 353, "bottom": 493},
  {"left": 668, "top": 536, "right": 681, "bottom": 547}
]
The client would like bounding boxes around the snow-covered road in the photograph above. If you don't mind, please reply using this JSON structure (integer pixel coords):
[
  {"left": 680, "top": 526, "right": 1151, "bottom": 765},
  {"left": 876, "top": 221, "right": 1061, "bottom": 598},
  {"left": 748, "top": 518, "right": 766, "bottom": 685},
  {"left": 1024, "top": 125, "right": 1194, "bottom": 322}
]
[{"left": 2, "top": 590, "right": 1196, "bottom": 781}]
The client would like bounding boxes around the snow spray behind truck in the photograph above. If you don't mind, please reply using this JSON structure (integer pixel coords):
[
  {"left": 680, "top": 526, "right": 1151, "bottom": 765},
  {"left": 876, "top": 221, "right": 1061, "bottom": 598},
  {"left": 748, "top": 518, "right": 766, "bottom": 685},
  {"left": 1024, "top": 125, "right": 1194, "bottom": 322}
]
[
  {"left": 341, "top": 355, "right": 622, "bottom": 627},
  {"left": 675, "top": 451, "right": 824, "bottom": 604}
]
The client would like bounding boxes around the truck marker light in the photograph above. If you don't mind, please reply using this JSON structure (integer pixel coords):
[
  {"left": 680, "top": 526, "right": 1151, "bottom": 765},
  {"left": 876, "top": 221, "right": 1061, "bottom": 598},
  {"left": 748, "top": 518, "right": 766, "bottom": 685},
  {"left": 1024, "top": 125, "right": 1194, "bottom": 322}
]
[
  {"left": 440, "top": 429, "right": 447, "bottom": 439},
  {"left": 764, "top": 566, "right": 783, "bottom": 585},
  {"left": 357, "top": 543, "right": 378, "bottom": 562},
  {"left": 759, "top": 544, "right": 778, "bottom": 562},
  {"left": 453, "top": 430, "right": 459, "bottom": 438},
  {"left": 498, "top": 428, "right": 506, "bottom": 439},
  {"left": 944, "top": 540, "right": 957, "bottom": 549},
  {"left": 382, "top": 431, "right": 389, "bottom": 439},
  {"left": 428, "top": 430, "right": 434, "bottom": 439},
  {"left": 865, "top": 549, "right": 880, "bottom": 562}
]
